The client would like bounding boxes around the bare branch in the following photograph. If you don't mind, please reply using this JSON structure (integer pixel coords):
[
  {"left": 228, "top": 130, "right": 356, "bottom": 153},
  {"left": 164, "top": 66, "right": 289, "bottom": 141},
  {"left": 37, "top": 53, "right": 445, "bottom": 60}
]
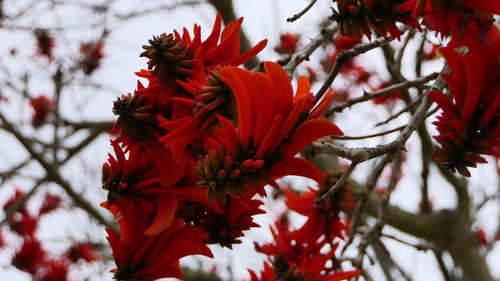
[
  {"left": 315, "top": 162, "right": 357, "bottom": 205},
  {"left": 286, "top": 0, "right": 317, "bottom": 22},
  {"left": 0, "top": 112, "right": 117, "bottom": 232},
  {"left": 281, "top": 23, "right": 338, "bottom": 75},
  {"left": 327, "top": 72, "right": 438, "bottom": 115}
]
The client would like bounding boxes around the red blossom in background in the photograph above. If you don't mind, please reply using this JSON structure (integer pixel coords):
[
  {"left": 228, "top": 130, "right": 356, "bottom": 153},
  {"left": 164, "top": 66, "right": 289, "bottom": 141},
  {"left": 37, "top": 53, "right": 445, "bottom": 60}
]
[
  {"left": 80, "top": 41, "right": 105, "bottom": 75},
  {"left": 274, "top": 33, "right": 300, "bottom": 54},
  {"left": 249, "top": 219, "right": 360, "bottom": 281},
  {"left": 34, "top": 29, "right": 55, "bottom": 61},
  {"left": 12, "top": 237, "right": 47, "bottom": 274},
  {"left": 66, "top": 242, "right": 101, "bottom": 263},
  {"left": 29, "top": 95, "right": 54, "bottom": 127},
  {"left": 39, "top": 194, "right": 62, "bottom": 215}
]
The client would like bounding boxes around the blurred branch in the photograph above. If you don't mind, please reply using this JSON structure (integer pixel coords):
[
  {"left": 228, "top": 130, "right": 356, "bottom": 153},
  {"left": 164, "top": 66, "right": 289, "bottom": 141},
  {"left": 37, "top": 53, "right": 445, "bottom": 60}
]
[
  {"left": 114, "top": 1, "right": 204, "bottom": 20},
  {"left": 314, "top": 30, "right": 411, "bottom": 105},
  {"left": 327, "top": 72, "right": 438, "bottom": 115},
  {"left": 0, "top": 112, "right": 117, "bottom": 232}
]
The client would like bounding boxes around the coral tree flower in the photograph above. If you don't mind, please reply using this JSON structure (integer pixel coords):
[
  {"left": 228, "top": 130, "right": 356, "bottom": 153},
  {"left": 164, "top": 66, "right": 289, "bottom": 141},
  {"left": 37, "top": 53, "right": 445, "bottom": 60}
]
[
  {"left": 429, "top": 27, "right": 500, "bottom": 176},
  {"left": 102, "top": 141, "right": 213, "bottom": 236},
  {"left": 195, "top": 61, "right": 343, "bottom": 202},
  {"left": 106, "top": 200, "right": 212, "bottom": 281},
  {"left": 274, "top": 33, "right": 300, "bottom": 54},
  {"left": 140, "top": 12, "right": 267, "bottom": 87},
  {"left": 249, "top": 220, "right": 360, "bottom": 281},
  {"left": 284, "top": 173, "right": 353, "bottom": 243},
  {"left": 330, "top": 0, "right": 421, "bottom": 40},
  {"left": 29, "top": 95, "right": 54, "bottom": 127},
  {"left": 414, "top": 0, "right": 500, "bottom": 40},
  {"left": 66, "top": 242, "right": 101, "bottom": 263},
  {"left": 34, "top": 29, "right": 55, "bottom": 61},
  {"left": 80, "top": 41, "right": 105, "bottom": 75},
  {"left": 114, "top": 12, "right": 267, "bottom": 149}
]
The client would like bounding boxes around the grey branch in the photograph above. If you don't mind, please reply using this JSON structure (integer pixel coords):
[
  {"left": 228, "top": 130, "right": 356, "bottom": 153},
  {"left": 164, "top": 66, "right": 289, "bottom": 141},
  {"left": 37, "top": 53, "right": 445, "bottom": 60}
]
[{"left": 327, "top": 72, "right": 438, "bottom": 115}]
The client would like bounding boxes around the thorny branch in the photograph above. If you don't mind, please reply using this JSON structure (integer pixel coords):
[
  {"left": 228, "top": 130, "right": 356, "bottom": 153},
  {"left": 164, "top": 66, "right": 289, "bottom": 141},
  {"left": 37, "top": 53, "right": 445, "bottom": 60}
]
[{"left": 281, "top": 22, "right": 339, "bottom": 75}]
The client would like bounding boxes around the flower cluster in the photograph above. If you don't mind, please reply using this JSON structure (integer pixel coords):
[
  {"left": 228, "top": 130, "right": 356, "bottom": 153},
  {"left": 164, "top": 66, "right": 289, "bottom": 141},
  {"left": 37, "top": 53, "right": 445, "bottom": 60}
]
[
  {"left": 330, "top": 0, "right": 421, "bottom": 40},
  {"left": 249, "top": 171, "right": 360, "bottom": 281},
  {"left": 101, "top": 12, "right": 352, "bottom": 281},
  {"left": 80, "top": 41, "right": 105, "bottom": 76},
  {"left": 414, "top": 0, "right": 499, "bottom": 41},
  {"left": 328, "top": 0, "right": 499, "bottom": 176},
  {"left": 29, "top": 94, "right": 54, "bottom": 127},
  {"left": 249, "top": 219, "right": 360, "bottom": 281},
  {"left": 34, "top": 29, "right": 55, "bottom": 61},
  {"left": 2, "top": 188, "right": 100, "bottom": 281},
  {"left": 428, "top": 26, "right": 499, "bottom": 176}
]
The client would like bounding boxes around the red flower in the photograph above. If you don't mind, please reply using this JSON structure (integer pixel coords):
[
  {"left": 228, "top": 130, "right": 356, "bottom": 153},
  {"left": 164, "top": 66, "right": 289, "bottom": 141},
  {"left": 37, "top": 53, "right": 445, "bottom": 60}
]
[
  {"left": 195, "top": 62, "right": 343, "bottom": 201},
  {"left": 428, "top": 27, "right": 500, "bottom": 176},
  {"left": 330, "top": 0, "right": 421, "bottom": 40},
  {"left": 249, "top": 220, "right": 360, "bottom": 281},
  {"left": 283, "top": 172, "right": 352, "bottom": 243},
  {"left": 39, "top": 194, "right": 62, "bottom": 215},
  {"left": 158, "top": 68, "right": 237, "bottom": 162},
  {"left": 414, "top": 0, "right": 499, "bottom": 40},
  {"left": 34, "top": 29, "right": 55, "bottom": 61},
  {"left": 102, "top": 141, "right": 210, "bottom": 236},
  {"left": 36, "top": 260, "right": 69, "bottom": 281},
  {"left": 66, "top": 242, "right": 101, "bottom": 263},
  {"left": 424, "top": 43, "right": 441, "bottom": 60},
  {"left": 113, "top": 13, "right": 266, "bottom": 149},
  {"left": 274, "top": 33, "right": 300, "bottom": 54},
  {"left": 80, "top": 41, "right": 105, "bottom": 75},
  {"left": 29, "top": 95, "right": 54, "bottom": 127},
  {"left": 475, "top": 228, "right": 488, "bottom": 245},
  {"left": 105, "top": 199, "right": 212, "bottom": 281},
  {"left": 140, "top": 12, "right": 267, "bottom": 86},
  {"left": 12, "top": 237, "right": 46, "bottom": 274}
]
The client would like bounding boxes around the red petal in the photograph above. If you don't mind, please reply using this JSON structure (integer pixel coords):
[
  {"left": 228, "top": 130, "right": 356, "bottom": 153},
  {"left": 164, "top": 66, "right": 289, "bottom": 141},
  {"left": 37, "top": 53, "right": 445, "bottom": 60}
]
[
  {"left": 280, "top": 119, "right": 343, "bottom": 159},
  {"left": 144, "top": 194, "right": 177, "bottom": 236},
  {"left": 269, "top": 158, "right": 324, "bottom": 183}
]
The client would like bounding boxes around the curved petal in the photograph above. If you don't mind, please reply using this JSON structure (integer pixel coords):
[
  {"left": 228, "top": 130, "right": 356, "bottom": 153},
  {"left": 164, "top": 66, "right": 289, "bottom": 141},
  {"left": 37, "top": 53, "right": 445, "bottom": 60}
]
[
  {"left": 280, "top": 119, "right": 343, "bottom": 159},
  {"left": 144, "top": 194, "right": 178, "bottom": 236}
]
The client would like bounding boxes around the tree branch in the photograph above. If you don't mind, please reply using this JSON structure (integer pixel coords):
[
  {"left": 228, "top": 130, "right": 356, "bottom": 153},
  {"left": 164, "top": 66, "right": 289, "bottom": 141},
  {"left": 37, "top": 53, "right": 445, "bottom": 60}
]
[{"left": 0, "top": 112, "right": 117, "bottom": 232}]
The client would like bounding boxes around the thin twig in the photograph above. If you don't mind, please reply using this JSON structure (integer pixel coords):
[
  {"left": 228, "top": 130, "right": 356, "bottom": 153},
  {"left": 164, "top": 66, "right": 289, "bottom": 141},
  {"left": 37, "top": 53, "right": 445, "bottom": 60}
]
[
  {"left": 314, "top": 36, "right": 395, "bottom": 104},
  {"left": 330, "top": 126, "right": 403, "bottom": 140},
  {"left": 286, "top": 0, "right": 317, "bottom": 22},
  {"left": 327, "top": 72, "right": 438, "bottom": 115},
  {"left": 381, "top": 233, "right": 433, "bottom": 251},
  {"left": 311, "top": 141, "right": 402, "bottom": 163},
  {"left": 374, "top": 93, "right": 427, "bottom": 127},
  {"left": 433, "top": 250, "right": 453, "bottom": 281},
  {"left": 282, "top": 22, "right": 338, "bottom": 75},
  {"left": 315, "top": 162, "right": 357, "bottom": 205},
  {"left": 0, "top": 112, "right": 117, "bottom": 232}
]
